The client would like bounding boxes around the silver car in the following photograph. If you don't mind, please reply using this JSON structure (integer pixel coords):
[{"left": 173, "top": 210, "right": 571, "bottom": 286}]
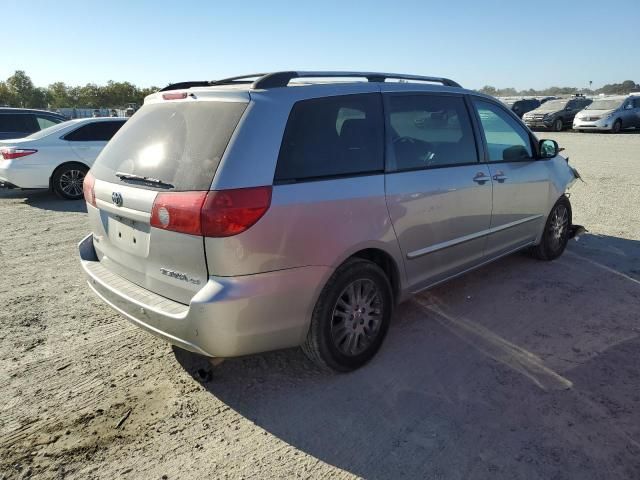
[
  {"left": 79, "top": 71, "right": 580, "bottom": 372},
  {"left": 573, "top": 95, "right": 640, "bottom": 133}
]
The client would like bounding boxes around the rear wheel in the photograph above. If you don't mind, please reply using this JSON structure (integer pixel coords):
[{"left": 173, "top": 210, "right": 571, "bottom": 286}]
[
  {"left": 553, "top": 118, "right": 564, "bottom": 132},
  {"left": 52, "top": 163, "right": 88, "bottom": 200},
  {"left": 529, "top": 196, "right": 571, "bottom": 261},
  {"left": 302, "top": 258, "right": 393, "bottom": 372},
  {"left": 611, "top": 119, "right": 622, "bottom": 134}
]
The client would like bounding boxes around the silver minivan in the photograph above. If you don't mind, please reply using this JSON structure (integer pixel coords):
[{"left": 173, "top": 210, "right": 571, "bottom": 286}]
[{"left": 79, "top": 71, "right": 580, "bottom": 371}]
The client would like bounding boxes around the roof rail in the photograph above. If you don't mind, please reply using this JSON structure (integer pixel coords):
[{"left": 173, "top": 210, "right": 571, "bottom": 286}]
[
  {"left": 252, "top": 71, "right": 462, "bottom": 89},
  {"left": 160, "top": 71, "right": 462, "bottom": 92}
]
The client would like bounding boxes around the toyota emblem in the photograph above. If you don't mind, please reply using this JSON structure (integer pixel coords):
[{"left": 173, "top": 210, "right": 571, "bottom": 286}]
[{"left": 112, "top": 192, "right": 123, "bottom": 207}]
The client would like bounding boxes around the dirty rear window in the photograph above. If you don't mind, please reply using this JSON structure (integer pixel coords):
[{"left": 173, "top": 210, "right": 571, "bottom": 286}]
[{"left": 91, "top": 101, "right": 247, "bottom": 191}]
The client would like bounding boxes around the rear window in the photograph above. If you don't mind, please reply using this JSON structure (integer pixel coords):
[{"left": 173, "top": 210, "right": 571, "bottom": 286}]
[
  {"left": 275, "top": 93, "right": 384, "bottom": 182},
  {"left": 0, "top": 113, "right": 37, "bottom": 133},
  {"left": 64, "top": 121, "right": 125, "bottom": 141},
  {"left": 91, "top": 101, "right": 247, "bottom": 191}
]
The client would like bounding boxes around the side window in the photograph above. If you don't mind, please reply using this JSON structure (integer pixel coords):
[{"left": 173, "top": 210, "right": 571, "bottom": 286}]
[
  {"left": 275, "top": 94, "right": 384, "bottom": 182},
  {"left": 386, "top": 95, "right": 478, "bottom": 171},
  {"left": 65, "top": 121, "right": 125, "bottom": 142},
  {"left": 0, "top": 114, "right": 37, "bottom": 133},
  {"left": 473, "top": 99, "right": 533, "bottom": 162},
  {"left": 36, "top": 116, "right": 61, "bottom": 130},
  {"left": 633, "top": 98, "right": 640, "bottom": 108}
]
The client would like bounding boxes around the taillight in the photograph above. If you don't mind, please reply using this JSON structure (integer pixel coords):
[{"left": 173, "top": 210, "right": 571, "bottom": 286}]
[
  {"left": 201, "top": 186, "right": 272, "bottom": 237},
  {"left": 150, "top": 186, "right": 272, "bottom": 237},
  {"left": 150, "top": 191, "right": 207, "bottom": 235},
  {"left": 83, "top": 171, "right": 96, "bottom": 207},
  {"left": 0, "top": 147, "right": 38, "bottom": 160}
]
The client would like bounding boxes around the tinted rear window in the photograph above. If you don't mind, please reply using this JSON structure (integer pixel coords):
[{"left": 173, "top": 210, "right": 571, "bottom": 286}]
[
  {"left": 64, "top": 121, "right": 125, "bottom": 141},
  {"left": 91, "top": 101, "right": 247, "bottom": 191},
  {"left": 0, "top": 113, "right": 37, "bottom": 133},
  {"left": 275, "top": 93, "right": 384, "bottom": 182}
]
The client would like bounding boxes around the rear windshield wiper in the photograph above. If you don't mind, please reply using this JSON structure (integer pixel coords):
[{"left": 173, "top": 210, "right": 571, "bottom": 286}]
[{"left": 115, "top": 172, "right": 174, "bottom": 189}]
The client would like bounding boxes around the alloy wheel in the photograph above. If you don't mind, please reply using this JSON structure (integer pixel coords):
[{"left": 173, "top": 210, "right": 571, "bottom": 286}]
[
  {"left": 330, "top": 279, "right": 383, "bottom": 356},
  {"left": 59, "top": 169, "right": 85, "bottom": 198}
]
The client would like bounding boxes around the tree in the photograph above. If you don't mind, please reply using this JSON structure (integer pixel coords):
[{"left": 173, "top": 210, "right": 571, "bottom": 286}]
[
  {"left": 47, "top": 82, "right": 72, "bottom": 109},
  {"left": 0, "top": 81, "right": 14, "bottom": 106},
  {"left": 478, "top": 85, "right": 497, "bottom": 96},
  {"left": 6, "top": 70, "right": 36, "bottom": 107}
]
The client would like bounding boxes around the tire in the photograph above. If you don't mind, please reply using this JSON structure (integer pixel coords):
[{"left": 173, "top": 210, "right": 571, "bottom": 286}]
[
  {"left": 529, "top": 196, "right": 572, "bottom": 261},
  {"left": 611, "top": 119, "right": 622, "bottom": 134},
  {"left": 553, "top": 118, "right": 564, "bottom": 132},
  {"left": 52, "top": 163, "right": 88, "bottom": 200},
  {"left": 302, "top": 258, "right": 393, "bottom": 372}
]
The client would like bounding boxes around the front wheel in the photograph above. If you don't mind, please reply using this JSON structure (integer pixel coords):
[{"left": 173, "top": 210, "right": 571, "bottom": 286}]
[
  {"left": 611, "top": 119, "right": 622, "bottom": 134},
  {"left": 553, "top": 118, "right": 564, "bottom": 132},
  {"left": 529, "top": 196, "right": 572, "bottom": 261},
  {"left": 52, "top": 163, "right": 88, "bottom": 200},
  {"left": 302, "top": 258, "right": 393, "bottom": 372}
]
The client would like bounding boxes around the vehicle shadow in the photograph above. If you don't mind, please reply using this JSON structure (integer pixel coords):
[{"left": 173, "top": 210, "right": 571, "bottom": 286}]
[
  {"left": 0, "top": 189, "right": 87, "bottom": 213},
  {"left": 174, "top": 234, "right": 640, "bottom": 479}
]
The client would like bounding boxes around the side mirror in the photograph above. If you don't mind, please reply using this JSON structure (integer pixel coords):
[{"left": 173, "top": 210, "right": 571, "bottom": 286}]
[
  {"left": 624, "top": 103, "right": 633, "bottom": 110},
  {"left": 539, "top": 139, "right": 559, "bottom": 159}
]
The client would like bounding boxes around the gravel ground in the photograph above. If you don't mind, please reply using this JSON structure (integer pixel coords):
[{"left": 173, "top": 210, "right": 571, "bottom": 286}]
[{"left": 1, "top": 131, "right": 639, "bottom": 480}]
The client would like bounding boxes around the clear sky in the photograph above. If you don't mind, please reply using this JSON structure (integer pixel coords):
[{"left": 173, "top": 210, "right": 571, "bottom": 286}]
[{"left": 3, "top": 0, "right": 639, "bottom": 91}]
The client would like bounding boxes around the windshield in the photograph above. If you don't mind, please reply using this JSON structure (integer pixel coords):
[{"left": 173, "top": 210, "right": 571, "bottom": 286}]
[
  {"left": 24, "top": 120, "right": 72, "bottom": 140},
  {"left": 91, "top": 100, "right": 248, "bottom": 191},
  {"left": 585, "top": 99, "right": 622, "bottom": 111},
  {"left": 537, "top": 100, "right": 568, "bottom": 112}
]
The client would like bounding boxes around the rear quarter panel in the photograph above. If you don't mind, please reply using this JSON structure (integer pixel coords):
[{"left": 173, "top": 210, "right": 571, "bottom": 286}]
[{"left": 204, "top": 175, "right": 405, "bottom": 280}]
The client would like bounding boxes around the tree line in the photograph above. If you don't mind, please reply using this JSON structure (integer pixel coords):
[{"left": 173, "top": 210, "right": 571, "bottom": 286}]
[
  {"left": 478, "top": 80, "right": 639, "bottom": 97},
  {"left": 1, "top": 70, "right": 639, "bottom": 110},
  {"left": 0, "top": 71, "right": 159, "bottom": 109}
]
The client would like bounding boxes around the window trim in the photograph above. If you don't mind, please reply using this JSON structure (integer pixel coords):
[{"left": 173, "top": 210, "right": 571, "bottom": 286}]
[
  {"left": 382, "top": 91, "right": 482, "bottom": 173},
  {"left": 469, "top": 95, "right": 542, "bottom": 164},
  {"left": 273, "top": 92, "right": 386, "bottom": 185}
]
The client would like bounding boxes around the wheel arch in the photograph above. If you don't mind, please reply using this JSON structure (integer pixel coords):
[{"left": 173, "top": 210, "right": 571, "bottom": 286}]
[
  {"left": 49, "top": 161, "right": 90, "bottom": 191},
  {"left": 343, "top": 247, "right": 404, "bottom": 304}
]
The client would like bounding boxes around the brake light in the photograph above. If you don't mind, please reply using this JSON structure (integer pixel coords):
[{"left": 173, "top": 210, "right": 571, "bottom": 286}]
[
  {"left": 150, "top": 191, "right": 207, "bottom": 235},
  {"left": 1, "top": 147, "right": 38, "bottom": 160},
  {"left": 83, "top": 171, "right": 96, "bottom": 207},
  {"left": 150, "top": 186, "right": 272, "bottom": 237},
  {"left": 162, "top": 92, "right": 188, "bottom": 100}
]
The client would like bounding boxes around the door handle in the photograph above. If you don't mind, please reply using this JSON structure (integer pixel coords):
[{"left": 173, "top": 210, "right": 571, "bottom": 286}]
[
  {"left": 472, "top": 172, "right": 489, "bottom": 184},
  {"left": 492, "top": 170, "right": 507, "bottom": 182}
]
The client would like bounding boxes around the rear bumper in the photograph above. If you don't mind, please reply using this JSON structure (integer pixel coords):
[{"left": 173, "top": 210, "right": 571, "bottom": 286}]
[
  {"left": 0, "top": 159, "right": 49, "bottom": 189},
  {"left": 78, "top": 234, "right": 330, "bottom": 357}
]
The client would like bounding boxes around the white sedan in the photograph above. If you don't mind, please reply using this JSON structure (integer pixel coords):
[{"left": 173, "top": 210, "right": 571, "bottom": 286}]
[{"left": 0, "top": 117, "right": 126, "bottom": 200}]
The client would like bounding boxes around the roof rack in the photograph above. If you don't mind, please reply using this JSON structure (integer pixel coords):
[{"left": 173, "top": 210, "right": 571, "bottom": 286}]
[
  {"left": 252, "top": 71, "right": 462, "bottom": 89},
  {"left": 160, "top": 71, "right": 462, "bottom": 92},
  {"left": 159, "top": 74, "right": 269, "bottom": 92}
]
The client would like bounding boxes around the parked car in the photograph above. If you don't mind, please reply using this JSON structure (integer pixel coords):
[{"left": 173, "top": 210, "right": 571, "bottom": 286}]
[
  {"left": 0, "top": 108, "right": 67, "bottom": 140},
  {"left": 523, "top": 96, "right": 592, "bottom": 131},
  {"left": 573, "top": 95, "right": 640, "bottom": 133},
  {"left": 0, "top": 117, "right": 126, "bottom": 199},
  {"left": 78, "top": 71, "right": 580, "bottom": 372},
  {"left": 501, "top": 98, "right": 541, "bottom": 118}
]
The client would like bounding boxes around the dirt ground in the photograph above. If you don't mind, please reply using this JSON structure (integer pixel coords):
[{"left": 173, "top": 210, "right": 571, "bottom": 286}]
[{"left": 1, "top": 131, "right": 639, "bottom": 480}]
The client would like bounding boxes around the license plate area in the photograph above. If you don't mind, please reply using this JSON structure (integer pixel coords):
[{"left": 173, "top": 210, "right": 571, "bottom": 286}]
[{"left": 106, "top": 214, "right": 150, "bottom": 257}]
